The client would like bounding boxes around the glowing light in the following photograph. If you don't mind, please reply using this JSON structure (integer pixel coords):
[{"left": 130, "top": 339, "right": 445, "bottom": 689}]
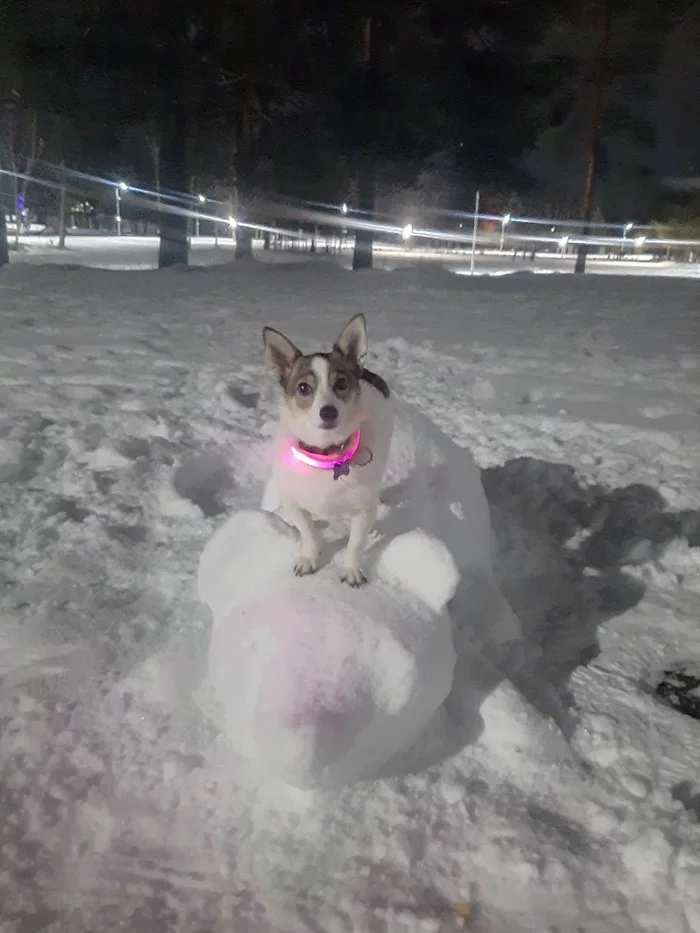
[
  {"left": 228, "top": 216, "right": 237, "bottom": 228},
  {"left": 289, "top": 431, "right": 361, "bottom": 472},
  {"left": 634, "top": 236, "right": 647, "bottom": 248},
  {"left": 558, "top": 235, "right": 570, "bottom": 249},
  {"left": 341, "top": 202, "right": 348, "bottom": 215},
  {"left": 503, "top": 213, "right": 512, "bottom": 225},
  {"left": 118, "top": 182, "right": 128, "bottom": 192},
  {"left": 624, "top": 222, "right": 634, "bottom": 235},
  {"left": 401, "top": 223, "right": 413, "bottom": 241},
  {"left": 198, "top": 194, "right": 206, "bottom": 203}
]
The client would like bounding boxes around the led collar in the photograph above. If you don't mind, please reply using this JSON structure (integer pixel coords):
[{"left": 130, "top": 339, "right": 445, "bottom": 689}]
[{"left": 290, "top": 430, "right": 361, "bottom": 471}]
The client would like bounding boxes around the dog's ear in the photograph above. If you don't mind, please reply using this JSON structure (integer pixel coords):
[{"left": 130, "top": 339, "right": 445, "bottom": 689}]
[
  {"left": 333, "top": 313, "right": 367, "bottom": 365},
  {"left": 263, "top": 327, "right": 302, "bottom": 385}
]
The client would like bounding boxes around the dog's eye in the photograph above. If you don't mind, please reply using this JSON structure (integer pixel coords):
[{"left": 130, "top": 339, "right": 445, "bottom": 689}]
[
  {"left": 334, "top": 376, "right": 349, "bottom": 392},
  {"left": 297, "top": 382, "right": 312, "bottom": 397}
]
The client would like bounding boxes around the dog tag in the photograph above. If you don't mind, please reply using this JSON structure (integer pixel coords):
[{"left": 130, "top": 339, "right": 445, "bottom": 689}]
[{"left": 333, "top": 462, "right": 351, "bottom": 481}]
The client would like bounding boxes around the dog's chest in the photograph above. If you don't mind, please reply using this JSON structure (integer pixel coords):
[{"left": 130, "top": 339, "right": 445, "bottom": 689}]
[
  {"left": 275, "top": 451, "right": 381, "bottom": 517},
  {"left": 272, "top": 417, "right": 392, "bottom": 518}
]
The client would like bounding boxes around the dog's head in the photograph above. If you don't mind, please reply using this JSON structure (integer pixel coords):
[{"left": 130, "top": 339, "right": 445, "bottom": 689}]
[{"left": 263, "top": 314, "right": 368, "bottom": 449}]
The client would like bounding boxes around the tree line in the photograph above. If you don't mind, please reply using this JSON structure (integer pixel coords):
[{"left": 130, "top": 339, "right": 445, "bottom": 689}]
[{"left": 0, "top": 0, "right": 694, "bottom": 268}]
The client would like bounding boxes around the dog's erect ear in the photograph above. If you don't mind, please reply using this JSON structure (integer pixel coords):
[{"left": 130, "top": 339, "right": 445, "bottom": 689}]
[
  {"left": 333, "top": 313, "right": 367, "bottom": 365},
  {"left": 263, "top": 327, "right": 302, "bottom": 385}
]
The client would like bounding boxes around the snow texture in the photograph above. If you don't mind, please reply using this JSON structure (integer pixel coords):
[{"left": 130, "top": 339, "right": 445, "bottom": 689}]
[{"left": 0, "top": 255, "right": 699, "bottom": 932}]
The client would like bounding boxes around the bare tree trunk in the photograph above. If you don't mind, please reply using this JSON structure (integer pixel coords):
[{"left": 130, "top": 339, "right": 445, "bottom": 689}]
[
  {"left": 575, "top": 0, "right": 613, "bottom": 274},
  {"left": 235, "top": 225, "right": 253, "bottom": 259},
  {"left": 58, "top": 162, "right": 67, "bottom": 249},
  {"left": 0, "top": 205, "right": 8, "bottom": 267},
  {"left": 157, "top": 5, "right": 189, "bottom": 268},
  {"left": 233, "top": 108, "right": 254, "bottom": 260},
  {"left": 11, "top": 174, "right": 19, "bottom": 248},
  {"left": 353, "top": 154, "right": 376, "bottom": 270},
  {"left": 146, "top": 134, "right": 161, "bottom": 204},
  {"left": 1, "top": 91, "right": 18, "bottom": 260},
  {"left": 5, "top": 100, "right": 19, "bottom": 249},
  {"left": 8, "top": 111, "right": 43, "bottom": 248},
  {"left": 352, "top": 12, "right": 378, "bottom": 271}
]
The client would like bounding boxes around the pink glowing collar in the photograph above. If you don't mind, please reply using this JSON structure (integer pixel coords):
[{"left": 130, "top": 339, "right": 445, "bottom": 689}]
[{"left": 290, "top": 430, "right": 361, "bottom": 474}]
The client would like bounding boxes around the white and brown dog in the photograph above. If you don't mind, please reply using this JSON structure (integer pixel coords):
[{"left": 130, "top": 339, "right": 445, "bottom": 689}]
[{"left": 262, "top": 314, "right": 393, "bottom": 586}]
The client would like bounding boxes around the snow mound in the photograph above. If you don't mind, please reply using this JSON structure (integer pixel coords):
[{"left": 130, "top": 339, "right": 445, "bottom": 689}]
[
  {"left": 198, "top": 510, "right": 459, "bottom": 789},
  {"left": 199, "top": 402, "right": 522, "bottom": 789}
]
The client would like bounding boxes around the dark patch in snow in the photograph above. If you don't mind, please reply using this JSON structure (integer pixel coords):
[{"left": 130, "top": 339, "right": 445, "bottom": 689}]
[
  {"left": 680, "top": 509, "right": 700, "bottom": 548},
  {"left": 81, "top": 422, "right": 105, "bottom": 451},
  {"left": 654, "top": 665, "right": 700, "bottom": 722},
  {"left": 116, "top": 436, "right": 151, "bottom": 460},
  {"left": 226, "top": 384, "right": 260, "bottom": 409},
  {"left": 671, "top": 781, "right": 700, "bottom": 821},
  {"left": 526, "top": 803, "right": 591, "bottom": 855},
  {"left": 577, "top": 483, "right": 692, "bottom": 569},
  {"left": 172, "top": 452, "right": 233, "bottom": 517},
  {"left": 93, "top": 472, "right": 118, "bottom": 495},
  {"left": 105, "top": 524, "right": 149, "bottom": 544},
  {"left": 0, "top": 445, "right": 44, "bottom": 484},
  {"left": 475, "top": 458, "right": 662, "bottom": 734},
  {"left": 47, "top": 496, "right": 91, "bottom": 523}
]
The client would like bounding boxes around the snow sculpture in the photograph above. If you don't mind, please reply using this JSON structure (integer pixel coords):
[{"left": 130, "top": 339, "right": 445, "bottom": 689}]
[
  {"left": 198, "top": 401, "right": 521, "bottom": 788},
  {"left": 199, "top": 510, "right": 459, "bottom": 789}
]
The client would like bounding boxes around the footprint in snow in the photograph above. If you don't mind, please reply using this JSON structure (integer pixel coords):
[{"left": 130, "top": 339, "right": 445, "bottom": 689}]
[{"left": 172, "top": 452, "right": 234, "bottom": 517}]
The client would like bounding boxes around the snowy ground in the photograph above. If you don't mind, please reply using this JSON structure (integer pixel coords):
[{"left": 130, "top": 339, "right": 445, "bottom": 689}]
[
  {"left": 1, "top": 257, "right": 699, "bottom": 932},
  {"left": 10, "top": 232, "right": 700, "bottom": 278}
]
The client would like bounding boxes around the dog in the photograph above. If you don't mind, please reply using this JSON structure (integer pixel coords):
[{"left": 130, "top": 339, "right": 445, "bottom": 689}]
[{"left": 262, "top": 313, "right": 393, "bottom": 586}]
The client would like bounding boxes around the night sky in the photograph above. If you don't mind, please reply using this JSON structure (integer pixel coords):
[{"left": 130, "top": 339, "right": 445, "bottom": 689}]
[{"left": 1, "top": 0, "right": 699, "bottom": 225}]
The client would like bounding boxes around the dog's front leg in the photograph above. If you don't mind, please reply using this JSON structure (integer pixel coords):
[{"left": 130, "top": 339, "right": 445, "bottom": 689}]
[
  {"left": 283, "top": 500, "right": 321, "bottom": 576},
  {"left": 341, "top": 506, "right": 377, "bottom": 587}
]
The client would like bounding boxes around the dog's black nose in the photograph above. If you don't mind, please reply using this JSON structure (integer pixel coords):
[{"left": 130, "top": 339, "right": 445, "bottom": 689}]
[{"left": 319, "top": 405, "right": 339, "bottom": 424}]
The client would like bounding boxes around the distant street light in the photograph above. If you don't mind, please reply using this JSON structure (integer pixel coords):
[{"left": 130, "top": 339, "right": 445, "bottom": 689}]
[
  {"left": 499, "top": 212, "right": 512, "bottom": 252},
  {"left": 634, "top": 235, "right": 647, "bottom": 250},
  {"left": 115, "top": 182, "right": 128, "bottom": 236},
  {"left": 341, "top": 202, "right": 348, "bottom": 215},
  {"left": 196, "top": 194, "right": 206, "bottom": 237},
  {"left": 622, "top": 222, "right": 634, "bottom": 249},
  {"left": 401, "top": 223, "right": 413, "bottom": 241}
]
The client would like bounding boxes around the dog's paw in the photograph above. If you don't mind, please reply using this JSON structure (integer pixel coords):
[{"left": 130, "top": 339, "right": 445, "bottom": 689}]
[
  {"left": 294, "top": 555, "right": 319, "bottom": 577},
  {"left": 340, "top": 566, "right": 367, "bottom": 588}
]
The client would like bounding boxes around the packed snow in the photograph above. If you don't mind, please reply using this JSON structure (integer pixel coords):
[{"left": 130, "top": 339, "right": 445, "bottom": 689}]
[{"left": 0, "top": 255, "right": 699, "bottom": 932}]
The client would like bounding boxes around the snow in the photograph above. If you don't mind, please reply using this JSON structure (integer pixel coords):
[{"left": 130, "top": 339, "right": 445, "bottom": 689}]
[
  {"left": 200, "top": 511, "right": 460, "bottom": 789},
  {"left": 10, "top": 232, "right": 700, "bottom": 279},
  {"left": 1, "top": 255, "right": 699, "bottom": 932}
]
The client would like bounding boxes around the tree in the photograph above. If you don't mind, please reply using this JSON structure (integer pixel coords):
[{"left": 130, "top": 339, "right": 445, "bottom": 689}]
[
  {"left": 575, "top": 0, "right": 613, "bottom": 274},
  {"left": 146, "top": 128, "right": 162, "bottom": 204},
  {"left": 528, "top": 0, "right": 693, "bottom": 258},
  {"left": 1, "top": 103, "right": 45, "bottom": 247}
]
